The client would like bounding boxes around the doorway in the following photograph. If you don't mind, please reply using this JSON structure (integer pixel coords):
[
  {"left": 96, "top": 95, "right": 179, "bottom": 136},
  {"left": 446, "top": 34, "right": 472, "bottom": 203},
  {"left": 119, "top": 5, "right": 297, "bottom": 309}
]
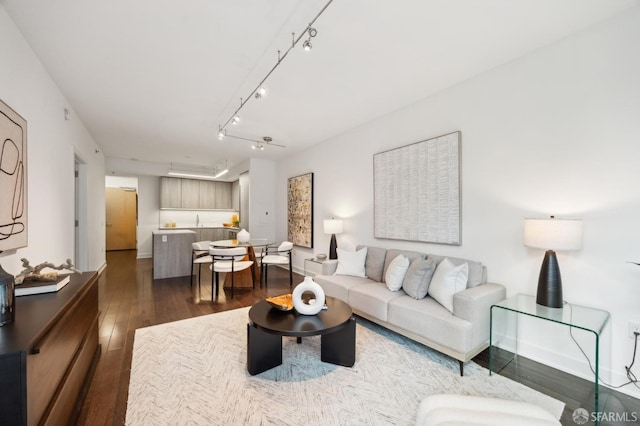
[{"left": 105, "top": 187, "right": 137, "bottom": 250}]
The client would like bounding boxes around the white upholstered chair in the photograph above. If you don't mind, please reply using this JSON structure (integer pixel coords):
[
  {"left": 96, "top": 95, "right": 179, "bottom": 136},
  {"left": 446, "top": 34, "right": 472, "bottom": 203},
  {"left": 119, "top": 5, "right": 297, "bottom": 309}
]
[
  {"left": 191, "top": 241, "right": 212, "bottom": 289},
  {"left": 209, "top": 247, "right": 254, "bottom": 298},
  {"left": 260, "top": 241, "right": 293, "bottom": 288}
]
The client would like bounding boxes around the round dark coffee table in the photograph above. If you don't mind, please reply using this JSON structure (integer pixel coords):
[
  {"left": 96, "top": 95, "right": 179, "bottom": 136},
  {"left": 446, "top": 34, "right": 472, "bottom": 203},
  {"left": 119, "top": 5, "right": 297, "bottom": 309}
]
[{"left": 247, "top": 296, "right": 356, "bottom": 375}]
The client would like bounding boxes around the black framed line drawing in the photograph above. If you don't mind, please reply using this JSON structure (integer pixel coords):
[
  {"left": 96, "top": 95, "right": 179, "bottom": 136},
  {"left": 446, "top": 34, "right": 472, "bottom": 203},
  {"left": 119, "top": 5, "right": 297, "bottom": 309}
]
[
  {"left": 374, "top": 131, "right": 460, "bottom": 245},
  {"left": 287, "top": 172, "right": 313, "bottom": 248},
  {"left": 0, "top": 99, "right": 27, "bottom": 251}
]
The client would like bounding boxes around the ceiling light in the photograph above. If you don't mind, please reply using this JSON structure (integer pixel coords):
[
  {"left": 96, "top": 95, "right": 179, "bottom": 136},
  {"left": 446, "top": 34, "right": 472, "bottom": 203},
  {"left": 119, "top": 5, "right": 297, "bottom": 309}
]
[
  {"left": 232, "top": 115, "right": 240, "bottom": 125},
  {"left": 255, "top": 86, "right": 266, "bottom": 99},
  {"left": 303, "top": 38, "right": 312, "bottom": 51},
  {"left": 168, "top": 171, "right": 219, "bottom": 180},
  {"left": 213, "top": 168, "right": 229, "bottom": 178},
  {"left": 218, "top": 130, "right": 225, "bottom": 140},
  {"left": 252, "top": 143, "right": 264, "bottom": 150}
]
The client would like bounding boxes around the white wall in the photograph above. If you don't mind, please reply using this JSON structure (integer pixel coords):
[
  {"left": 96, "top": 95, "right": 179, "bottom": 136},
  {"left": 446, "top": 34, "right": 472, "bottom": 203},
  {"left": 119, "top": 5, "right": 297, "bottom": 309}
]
[
  {"left": 0, "top": 7, "right": 106, "bottom": 273},
  {"left": 248, "top": 158, "right": 276, "bottom": 242},
  {"left": 137, "top": 176, "right": 159, "bottom": 258},
  {"left": 275, "top": 8, "right": 640, "bottom": 398}
]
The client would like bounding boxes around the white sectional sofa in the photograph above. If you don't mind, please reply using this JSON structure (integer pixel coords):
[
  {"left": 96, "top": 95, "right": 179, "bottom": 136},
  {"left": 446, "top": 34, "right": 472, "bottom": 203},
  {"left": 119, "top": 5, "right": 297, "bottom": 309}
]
[{"left": 313, "top": 245, "right": 506, "bottom": 375}]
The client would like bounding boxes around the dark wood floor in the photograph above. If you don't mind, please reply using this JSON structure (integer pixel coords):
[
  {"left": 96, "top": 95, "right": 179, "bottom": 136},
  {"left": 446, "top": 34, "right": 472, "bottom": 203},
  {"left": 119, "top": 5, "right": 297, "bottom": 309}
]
[{"left": 77, "top": 250, "right": 640, "bottom": 425}]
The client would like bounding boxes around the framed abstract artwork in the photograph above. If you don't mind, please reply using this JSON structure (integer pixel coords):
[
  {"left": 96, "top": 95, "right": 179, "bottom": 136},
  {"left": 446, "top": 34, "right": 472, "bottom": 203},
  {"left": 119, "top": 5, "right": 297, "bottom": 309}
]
[
  {"left": 0, "top": 99, "right": 28, "bottom": 251},
  {"left": 287, "top": 172, "right": 313, "bottom": 248},
  {"left": 374, "top": 131, "right": 461, "bottom": 245}
]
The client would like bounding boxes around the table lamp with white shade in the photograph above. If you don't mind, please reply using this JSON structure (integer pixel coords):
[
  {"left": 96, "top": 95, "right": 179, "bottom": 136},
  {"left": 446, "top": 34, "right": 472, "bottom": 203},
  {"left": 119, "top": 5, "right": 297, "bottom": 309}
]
[
  {"left": 524, "top": 216, "right": 583, "bottom": 308},
  {"left": 323, "top": 218, "right": 343, "bottom": 260}
]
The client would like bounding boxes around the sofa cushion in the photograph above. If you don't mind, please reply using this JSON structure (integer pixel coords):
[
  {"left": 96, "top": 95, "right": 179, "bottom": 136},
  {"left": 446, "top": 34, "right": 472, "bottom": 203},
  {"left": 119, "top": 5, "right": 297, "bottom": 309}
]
[
  {"left": 314, "top": 274, "right": 372, "bottom": 302},
  {"left": 356, "top": 245, "right": 387, "bottom": 282},
  {"left": 334, "top": 247, "right": 367, "bottom": 277},
  {"left": 348, "top": 282, "right": 404, "bottom": 322},
  {"left": 428, "top": 258, "right": 469, "bottom": 313},
  {"left": 402, "top": 258, "right": 437, "bottom": 299},
  {"left": 388, "top": 296, "right": 472, "bottom": 354},
  {"left": 427, "top": 254, "right": 485, "bottom": 288},
  {"left": 385, "top": 254, "right": 410, "bottom": 291},
  {"left": 382, "top": 249, "right": 424, "bottom": 283}
]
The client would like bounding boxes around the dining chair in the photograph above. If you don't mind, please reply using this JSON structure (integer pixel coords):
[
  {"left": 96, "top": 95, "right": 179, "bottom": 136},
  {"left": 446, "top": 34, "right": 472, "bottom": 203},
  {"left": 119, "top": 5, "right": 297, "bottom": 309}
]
[
  {"left": 191, "top": 241, "right": 212, "bottom": 289},
  {"left": 209, "top": 247, "right": 254, "bottom": 299},
  {"left": 260, "top": 241, "right": 293, "bottom": 288}
]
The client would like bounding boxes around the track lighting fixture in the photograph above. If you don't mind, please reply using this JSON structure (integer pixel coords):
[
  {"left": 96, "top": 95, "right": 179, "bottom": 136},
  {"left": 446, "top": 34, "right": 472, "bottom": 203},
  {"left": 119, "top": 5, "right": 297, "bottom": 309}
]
[
  {"left": 215, "top": 0, "right": 334, "bottom": 141},
  {"left": 252, "top": 143, "right": 265, "bottom": 150},
  {"left": 303, "top": 27, "right": 317, "bottom": 51}
]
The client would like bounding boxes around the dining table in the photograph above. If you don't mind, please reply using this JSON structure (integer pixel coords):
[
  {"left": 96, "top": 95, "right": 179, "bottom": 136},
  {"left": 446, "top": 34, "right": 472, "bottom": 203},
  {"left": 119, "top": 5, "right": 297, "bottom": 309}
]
[{"left": 210, "top": 239, "right": 274, "bottom": 289}]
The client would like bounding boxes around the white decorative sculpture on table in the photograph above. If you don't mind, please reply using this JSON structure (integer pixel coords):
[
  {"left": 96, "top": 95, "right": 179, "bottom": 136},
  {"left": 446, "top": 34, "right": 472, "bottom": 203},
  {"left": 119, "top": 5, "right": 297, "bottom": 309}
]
[
  {"left": 237, "top": 228, "right": 250, "bottom": 243},
  {"left": 292, "top": 276, "right": 325, "bottom": 315}
]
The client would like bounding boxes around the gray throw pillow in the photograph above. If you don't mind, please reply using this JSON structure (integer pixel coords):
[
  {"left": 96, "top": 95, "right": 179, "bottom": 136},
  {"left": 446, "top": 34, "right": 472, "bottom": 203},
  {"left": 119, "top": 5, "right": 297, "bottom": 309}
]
[
  {"left": 357, "top": 245, "right": 387, "bottom": 282},
  {"left": 402, "top": 258, "right": 437, "bottom": 299}
]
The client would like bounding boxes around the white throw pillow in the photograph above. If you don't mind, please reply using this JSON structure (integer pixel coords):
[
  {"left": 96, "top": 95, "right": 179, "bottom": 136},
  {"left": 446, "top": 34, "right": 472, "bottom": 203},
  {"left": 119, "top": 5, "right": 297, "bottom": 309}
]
[
  {"left": 385, "top": 255, "right": 410, "bottom": 291},
  {"left": 334, "top": 247, "right": 368, "bottom": 278},
  {"left": 427, "top": 258, "right": 469, "bottom": 313}
]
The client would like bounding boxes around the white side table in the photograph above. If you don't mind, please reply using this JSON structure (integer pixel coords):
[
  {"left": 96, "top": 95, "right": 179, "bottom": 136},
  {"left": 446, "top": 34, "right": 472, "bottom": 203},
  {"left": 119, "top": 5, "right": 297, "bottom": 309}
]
[{"left": 304, "top": 258, "right": 326, "bottom": 277}]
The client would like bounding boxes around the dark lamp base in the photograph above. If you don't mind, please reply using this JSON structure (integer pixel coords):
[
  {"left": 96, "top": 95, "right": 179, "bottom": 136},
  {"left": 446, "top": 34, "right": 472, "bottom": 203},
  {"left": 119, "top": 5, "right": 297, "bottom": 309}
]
[
  {"left": 329, "top": 234, "right": 338, "bottom": 260},
  {"left": 536, "top": 250, "right": 563, "bottom": 308}
]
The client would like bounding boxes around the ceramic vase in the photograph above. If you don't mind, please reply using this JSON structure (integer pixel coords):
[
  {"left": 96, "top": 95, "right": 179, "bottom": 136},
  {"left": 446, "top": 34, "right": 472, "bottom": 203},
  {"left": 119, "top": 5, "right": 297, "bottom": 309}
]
[
  {"left": 237, "top": 228, "right": 250, "bottom": 243},
  {"left": 292, "top": 276, "right": 325, "bottom": 315},
  {"left": 0, "top": 263, "right": 15, "bottom": 326}
]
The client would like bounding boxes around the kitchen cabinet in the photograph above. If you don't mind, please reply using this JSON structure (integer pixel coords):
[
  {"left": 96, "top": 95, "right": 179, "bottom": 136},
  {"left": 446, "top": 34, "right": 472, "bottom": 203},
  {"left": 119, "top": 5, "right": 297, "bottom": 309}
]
[
  {"left": 160, "top": 177, "right": 181, "bottom": 208},
  {"left": 160, "top": 177, "right": 233, "bottom": 210},
  {"left": 215, "top": 182, "right": 232, "bottom": 209},
  {"left": 198, "top": 181, "right": 216, "bottom": 209},
  {"left": 180, "top": 179, "right": 200, "bottom": 209},
  {"left": 191, "top": 228, "right": 227, "bottom": 242}
]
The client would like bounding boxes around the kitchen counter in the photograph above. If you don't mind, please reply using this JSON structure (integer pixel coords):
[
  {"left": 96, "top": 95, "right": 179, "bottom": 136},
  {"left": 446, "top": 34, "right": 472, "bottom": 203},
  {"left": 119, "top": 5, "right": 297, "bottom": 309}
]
[
  {"left": 158, "top": 225, "right": 239, "bottom": 231},
  {"left": 152, "top": 230, "right": 196, "bottom": 279}
]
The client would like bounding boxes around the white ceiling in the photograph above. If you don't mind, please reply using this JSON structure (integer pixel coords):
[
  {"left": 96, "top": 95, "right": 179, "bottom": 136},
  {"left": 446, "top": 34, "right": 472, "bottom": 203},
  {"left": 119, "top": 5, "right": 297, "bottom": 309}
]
[{"left": 2, "top": 0, "right": 638, "bottom": 177}]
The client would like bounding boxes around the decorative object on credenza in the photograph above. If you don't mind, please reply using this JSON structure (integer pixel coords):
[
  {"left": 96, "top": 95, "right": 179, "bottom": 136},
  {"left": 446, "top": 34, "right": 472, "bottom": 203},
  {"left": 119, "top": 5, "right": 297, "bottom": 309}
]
[
  {"left": 287, "top": 172, "right": 313, "bottom": 248},
  {"left": 0, "top": 99, "right": 28, "bottom": 252},
  {"left": 292, "top": 276, "right": 325, "bottom": 315},
  {"left": 316, "top": 253, "right": 327, "bottom": 260},
  {"left": 323, "top": 218, "right": 343, "bottom": 260},
  {"left": 374, "top": 131, "right": 461, "bottom": 245},
  {"left": 524, "top": 216, "right": 583, "bottom": 308},
  {"left": 15, "top": 274, "right": 71, "bottom": 296},
  {"left": 237, "top": 228, "right": 250, "bottom": 243},
  {"left": 0, "top": 257, "right": 15, "bottom": 326},
  {"left": 14, "top": 258, "right": 80, "bottom": 284}
]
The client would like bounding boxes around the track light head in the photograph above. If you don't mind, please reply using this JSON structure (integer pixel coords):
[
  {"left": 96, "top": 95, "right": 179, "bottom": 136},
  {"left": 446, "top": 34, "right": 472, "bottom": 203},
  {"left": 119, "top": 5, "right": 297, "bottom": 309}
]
[
  {"left": 308, "top": 27, "right": 317, "bottom": 37},
  {"left": 218, "top": 130, "right": 225, "bottom": 140},
  {"left": 255, "top": 86, "right": 266, "bottom": 99},
  {"left": 232, "top": 115, "right": 240, "bottom": 124},
  {"left": 303, "top": 38, "right": 312, "bottom": 51}
]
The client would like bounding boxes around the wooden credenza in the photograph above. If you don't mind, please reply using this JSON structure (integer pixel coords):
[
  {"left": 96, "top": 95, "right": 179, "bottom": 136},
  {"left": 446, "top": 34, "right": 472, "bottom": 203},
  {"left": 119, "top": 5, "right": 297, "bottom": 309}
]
[{"left": 0, "top": 271, "right": 100, "bottom": 425}]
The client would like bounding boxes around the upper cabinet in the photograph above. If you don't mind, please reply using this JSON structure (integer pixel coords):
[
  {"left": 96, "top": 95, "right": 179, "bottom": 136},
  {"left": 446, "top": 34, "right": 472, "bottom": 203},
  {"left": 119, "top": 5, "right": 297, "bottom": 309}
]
[
  {"left": 160, "top": 177, "right": 182, "bottom": 208},
  {"left": 180, "top": 179, "right": 200, "bottom": 209},
  {"left": 160, "top": 177, "right": 233, "bottom": 210}
]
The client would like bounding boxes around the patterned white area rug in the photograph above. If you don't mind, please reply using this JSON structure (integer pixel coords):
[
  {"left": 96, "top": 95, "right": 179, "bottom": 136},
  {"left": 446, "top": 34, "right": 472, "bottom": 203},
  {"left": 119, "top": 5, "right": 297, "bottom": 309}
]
[{"left": 126, "top": 307, "right": 563, "bottom": 425}]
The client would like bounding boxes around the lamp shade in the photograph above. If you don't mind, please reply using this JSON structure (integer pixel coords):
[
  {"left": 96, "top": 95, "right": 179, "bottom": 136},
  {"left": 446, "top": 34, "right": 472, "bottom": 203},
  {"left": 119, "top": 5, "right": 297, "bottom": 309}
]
[
  {"left": 523, "top": 218, "right": 582, "bottom": 251},
  {"left": 323, "top": 219, "right": 343, "bottom": 235}
]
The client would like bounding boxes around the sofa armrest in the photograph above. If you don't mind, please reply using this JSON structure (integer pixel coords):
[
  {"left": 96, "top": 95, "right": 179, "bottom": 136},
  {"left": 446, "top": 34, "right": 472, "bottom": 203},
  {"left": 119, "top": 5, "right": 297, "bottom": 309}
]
[
  {"left": 452, "top": 283, "right": 506, "bottom": 349},
  {"left": 322, "top": 259, "right": 338, "bottom": 275}
]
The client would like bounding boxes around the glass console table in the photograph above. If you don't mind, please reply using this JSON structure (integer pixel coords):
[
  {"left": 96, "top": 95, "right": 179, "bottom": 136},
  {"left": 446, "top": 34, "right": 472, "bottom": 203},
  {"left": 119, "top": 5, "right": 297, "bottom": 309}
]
[{"left": 490, "top": 294, "right": 611, "bottom": 415}]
